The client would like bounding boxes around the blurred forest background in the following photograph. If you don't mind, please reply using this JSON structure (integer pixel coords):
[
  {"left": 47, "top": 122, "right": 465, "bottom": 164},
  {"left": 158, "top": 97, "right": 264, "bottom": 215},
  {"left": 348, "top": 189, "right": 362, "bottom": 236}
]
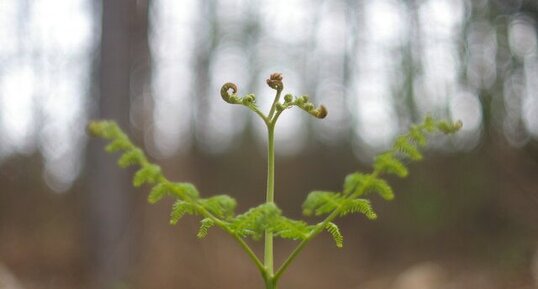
[{"left": 0, "top": 0, "right": 538, "bottom": 288}]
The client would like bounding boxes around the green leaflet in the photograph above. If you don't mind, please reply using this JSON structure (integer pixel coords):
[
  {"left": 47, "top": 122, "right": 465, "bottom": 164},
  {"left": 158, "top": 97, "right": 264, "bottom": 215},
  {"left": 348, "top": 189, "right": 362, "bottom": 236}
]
[
  {"left": 324, "top": 222, "right": 343, "bottom": 248},
  {"left": 339, "top": 199, "right": 377, "bottom": 220},
  {"left": 302, "top": 191, "right": 343, "bottom": 216},
  {"left": 302, "top": 190, "right": 377, "bottom": 221},
  {"left": 133, "top": 164, "right": 162, "bottom": 187},
  {"left": 374, "top": 153, "right": 408, "bottom": 178},
  {"left": 117, "top": 149, "right": 144, "bottom": 168},
  {"left": 343, "top": 173, "right": 394, "bottom": 200},
  {"left": 394, "top": 136, "right": 423, "bottom": 161},
  {"left": 167, "top": 182, "right": 200, "bottom": 199},
  {"left": 199, "top": 195, "right": 237, "bottom": 219},
  {"left": 343, "top": 173, "right": 368, "bottom": 195},
  {"left": 197, "top": 218, "right": 215, "bottom": 239},
  {"left": 170, "top": 200, "right": 197, "bottom": 225},
  {"left": 366, "top": 177, "right": 394, "bottom": 200},
  {"left": 229, "top": 203, "right": 281, "bottom": 240},
  {"left": 105, "top": 137, "right": 132, "bottom": 152},
  {"left": 148, "top": 183, "right": 168, "bottom": 204},
  {"left": 409, "top": 125, "right": 427, "bottom": 147},
  {"left": 270, "top": 216, "right": 313, "bottom": 240},
  {"left": 437, "top": 120, "right": 463, "bottom": 134}
]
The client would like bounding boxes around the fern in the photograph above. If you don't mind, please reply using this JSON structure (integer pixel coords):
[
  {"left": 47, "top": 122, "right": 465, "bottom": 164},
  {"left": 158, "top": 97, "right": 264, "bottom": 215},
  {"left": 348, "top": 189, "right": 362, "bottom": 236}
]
[{"left": 89, "top": 73, "right": 462, "bottom": 289}]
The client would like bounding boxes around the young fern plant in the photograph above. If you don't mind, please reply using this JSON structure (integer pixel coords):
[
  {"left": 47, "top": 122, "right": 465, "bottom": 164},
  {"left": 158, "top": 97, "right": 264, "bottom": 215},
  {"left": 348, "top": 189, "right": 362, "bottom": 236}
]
[{"left": 88, "top": 73, "right": 462, "bottom": 289}]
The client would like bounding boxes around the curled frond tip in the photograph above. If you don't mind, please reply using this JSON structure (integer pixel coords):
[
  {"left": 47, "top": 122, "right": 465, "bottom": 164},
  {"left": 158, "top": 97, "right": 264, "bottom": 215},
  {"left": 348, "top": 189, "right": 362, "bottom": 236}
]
[
  {"left": 220, "top": 82, "right": 238, "bottom": 104},
  {"left": 266, "top": 72, "right": 283, "bottom": 91},
  {"left": 313, "top": 105, "right": 327, "bottom": 119}
]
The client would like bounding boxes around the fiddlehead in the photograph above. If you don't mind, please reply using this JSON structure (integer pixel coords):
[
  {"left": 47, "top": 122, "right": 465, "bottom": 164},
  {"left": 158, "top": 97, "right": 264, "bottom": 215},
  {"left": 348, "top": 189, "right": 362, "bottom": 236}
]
[{"left": 220, "top": 82, "right": 239, "bottom": 104}]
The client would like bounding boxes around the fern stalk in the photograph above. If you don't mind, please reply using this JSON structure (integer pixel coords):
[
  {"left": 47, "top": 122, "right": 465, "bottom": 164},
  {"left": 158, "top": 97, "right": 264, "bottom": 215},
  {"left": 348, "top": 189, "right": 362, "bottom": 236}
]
[{"left": 265, "top": 124, "right": 276, "bottom": 276}]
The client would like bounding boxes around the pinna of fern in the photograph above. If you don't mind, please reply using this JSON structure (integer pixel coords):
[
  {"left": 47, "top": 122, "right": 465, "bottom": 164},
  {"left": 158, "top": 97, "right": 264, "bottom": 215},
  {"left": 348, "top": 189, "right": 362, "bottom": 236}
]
[{"left": 300, "top": 116, "right": 462, "bottom": 249}]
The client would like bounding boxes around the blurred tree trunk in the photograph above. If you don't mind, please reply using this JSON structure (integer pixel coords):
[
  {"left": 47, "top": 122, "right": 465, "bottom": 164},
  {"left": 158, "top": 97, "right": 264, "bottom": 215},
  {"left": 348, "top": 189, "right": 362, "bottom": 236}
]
[
  {"left": 192, "top": 0, "right": 217, "bottom": 147},
  {"left": 86, "top": 0, "right": 150, "bottom": 287}
]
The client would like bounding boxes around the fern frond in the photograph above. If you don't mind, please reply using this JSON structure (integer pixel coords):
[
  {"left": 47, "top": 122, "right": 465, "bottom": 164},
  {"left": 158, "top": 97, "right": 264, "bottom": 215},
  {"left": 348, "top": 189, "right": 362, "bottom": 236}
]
[
  {"left": 89, "top": 121, "right": 230, "bottom": 238},
  {"left": 324, "top": 222, "right": 343, "bottom": 248},
  {"left": 197, "top": 218, "right": 215, "bottom": 238},
  {"left": 339, "top": 199, "right": 377, "bottom": 220},
  {"left": 302, "top": 191, "right": 342, "bottom": 216},
  {"left": 199, "top": 195, "right": 237, "bottom": 219},
  {"left": 170, "top": 200, "right": 197, "bottom": 224}
]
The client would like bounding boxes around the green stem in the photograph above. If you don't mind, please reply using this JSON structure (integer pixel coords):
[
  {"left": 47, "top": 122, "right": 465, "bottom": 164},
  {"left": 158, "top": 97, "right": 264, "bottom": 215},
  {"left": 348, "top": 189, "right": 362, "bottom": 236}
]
[
  {"left": 231, "top": 233, "right": 267, "bottom": 276},
  {"left": 247, "top": 104, "right": 270, "bottom": 125},
  {"left": 268, "top": 89, "right": 282, "bottom": 119},
  {"left": 265, "top": 277, "right": 277, "bottom": 289},
  {"left": 264, "top": 124, "right": 275, "bottom": 276},
  {"left": 191, "top": 200, "right": 266, "bottom": 275}
]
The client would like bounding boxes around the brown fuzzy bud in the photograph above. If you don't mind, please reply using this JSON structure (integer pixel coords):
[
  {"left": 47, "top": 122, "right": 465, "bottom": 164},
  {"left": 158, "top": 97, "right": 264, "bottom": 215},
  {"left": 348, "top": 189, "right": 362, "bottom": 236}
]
[
  {"left": 266, "top": 73, "right": 284, "bottom": 91},
  {"left": 220, "top": 82, "right": 238, "bottom": 103}
]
